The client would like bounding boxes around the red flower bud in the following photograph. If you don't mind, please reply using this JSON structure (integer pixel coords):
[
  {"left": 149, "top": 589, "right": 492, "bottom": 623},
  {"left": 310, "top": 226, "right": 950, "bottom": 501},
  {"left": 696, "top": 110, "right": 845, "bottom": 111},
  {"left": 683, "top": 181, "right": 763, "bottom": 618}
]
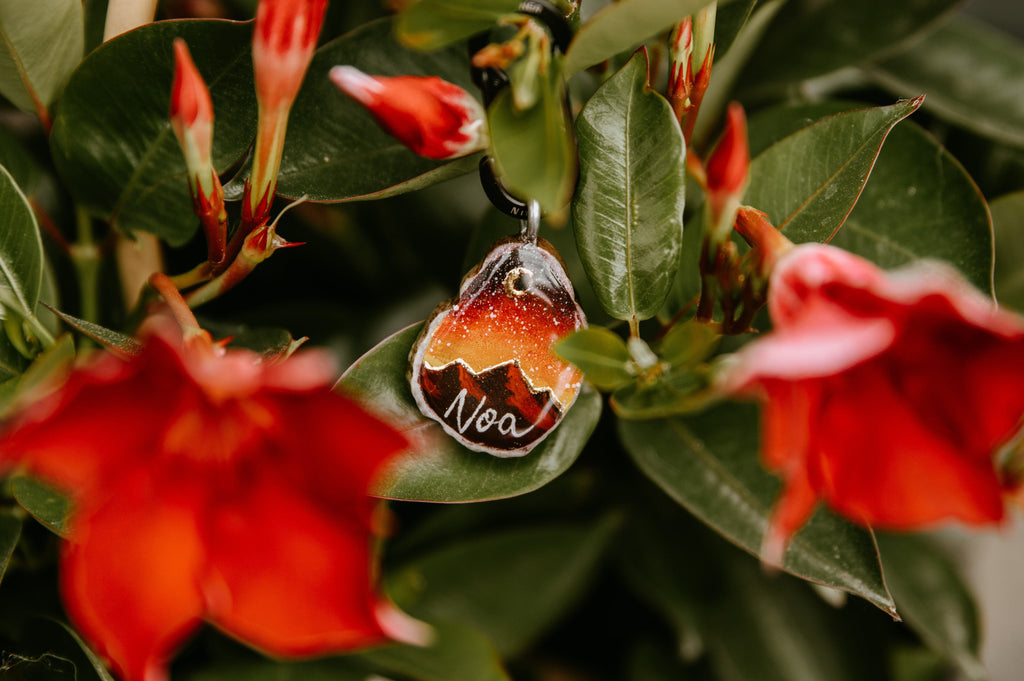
[
  {"left": 330, "top": 66, "right": 488, "bottom": 160},
  {"left": 703, "top": 102, "right": 748, "bottom": 242},
  {"left": 170, "top": 39, "right": 227, "bottom": 266},
  {"left": 170, "top": 39, "right": 213, "bottom": 162},
  {"left": 705, "top": 102, "right": 748, "bottom": 203},
  {"left": 0, "top": 323, "right": 424, "bottom": 681},
  {"left": 252, "top": 0, "right": 326, "bottom": 112},
  {"left": 722, "top": 244, "right": 1024, "bottom": 565}
]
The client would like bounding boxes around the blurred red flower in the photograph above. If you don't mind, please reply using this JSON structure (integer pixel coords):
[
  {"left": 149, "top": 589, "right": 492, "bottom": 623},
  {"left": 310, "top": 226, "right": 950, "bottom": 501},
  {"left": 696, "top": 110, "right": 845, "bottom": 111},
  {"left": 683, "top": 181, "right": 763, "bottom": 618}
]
[
  {"left": 0, "top": 324, "right": 419, "bottom": 681},
  {"left": 723, "top": 244, "right": 1024, "bottom": 565},
  {"left": 330, "top": 66, "right": 488, "bottom": 160}
]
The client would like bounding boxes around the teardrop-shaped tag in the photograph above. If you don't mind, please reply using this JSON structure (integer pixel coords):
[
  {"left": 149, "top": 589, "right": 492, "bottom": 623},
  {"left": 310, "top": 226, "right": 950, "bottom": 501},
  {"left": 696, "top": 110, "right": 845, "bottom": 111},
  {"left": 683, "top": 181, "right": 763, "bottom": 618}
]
[{"left": 410, "top": 237, "right": 587, "bottom": 457}]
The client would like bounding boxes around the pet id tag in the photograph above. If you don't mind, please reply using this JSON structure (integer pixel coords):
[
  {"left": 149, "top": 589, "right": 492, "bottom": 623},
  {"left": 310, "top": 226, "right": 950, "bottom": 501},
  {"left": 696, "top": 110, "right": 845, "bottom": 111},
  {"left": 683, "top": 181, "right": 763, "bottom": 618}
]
[{"left": 410, "top": 224, "right": 586, "bottom": 457}]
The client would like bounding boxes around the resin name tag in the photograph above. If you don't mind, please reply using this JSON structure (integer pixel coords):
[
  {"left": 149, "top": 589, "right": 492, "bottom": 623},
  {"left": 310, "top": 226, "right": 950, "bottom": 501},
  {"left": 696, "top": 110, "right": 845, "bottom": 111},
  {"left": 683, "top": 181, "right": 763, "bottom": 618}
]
[{"left": 410, "top": 238, "right": 586, "bottom": 457}]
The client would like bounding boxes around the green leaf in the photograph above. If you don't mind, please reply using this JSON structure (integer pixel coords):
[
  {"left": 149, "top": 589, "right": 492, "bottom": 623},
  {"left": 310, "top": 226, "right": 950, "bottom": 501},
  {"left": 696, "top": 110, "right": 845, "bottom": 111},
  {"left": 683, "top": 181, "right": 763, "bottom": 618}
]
[
  {"left": 573, "top": 50, "right": 685, "bottom": 321},
  {"left": 620, "top": 401, "right": 897, "bottom": 615},
  {"left": 2, "top": 333, "right": 76, "bottom": 414},
  {"left": 747, "top": 100, "right": 993, "bottom": 292},
  {"left": 554, "top": 327, "right": 632, "bottom": 391},
  {"left": 745, "top": 98, "right": 922, "bottom": 245},
  {"left": 395, "top": 0, "right": 521, "bottom": 50},
  {"left": 835, "top": 120, "right": 992, "bottom": 292},
  {"left": 0, "top": 509, "right": 22, "bottom": 587},
  {"left": 563, "top": 0, "right": 739, "bottom": 77},
  {"left": 0, "top": 0, "right": 83, "bottom": 112},
  {"left": 274, "top": 18, "right": 481, "bottom": 202},
  {"left": 388, "top": 517, "right": 619, "bottom": 657},
  {"left": 11, "top": 475, "right": 70, "bottom": 536},
  {"left": 705, "top": 558, "right": 882, "bottom": 681},
  {"left": 991, "top": 191, "right": 1024, "bottom": 309},
  {"left": 488, "top": 55, "right": 576, "bottom": 217},
  {"left": 50, "top": 20, "right": 256, "bottom": 246},
  {"left": 877, "top": 534, "right": 988, "bottom": 681},
  {"left": 339, "top": 323, "right": 601, "bottom": 502},
  {"left": 736, "top": 0, "right": 959, "bottom": 92},
  {"left": 46, "top": 307, "right": 142, "bottom": 357},
  {"left": 0, "top": 162, "right": 43, "bottom": 320},
  {"left": 360, "top": 620, "right": 511, "bottom": 681},
  {"left": 868, "top": 17, "right": 1024, "bottom": 149}
]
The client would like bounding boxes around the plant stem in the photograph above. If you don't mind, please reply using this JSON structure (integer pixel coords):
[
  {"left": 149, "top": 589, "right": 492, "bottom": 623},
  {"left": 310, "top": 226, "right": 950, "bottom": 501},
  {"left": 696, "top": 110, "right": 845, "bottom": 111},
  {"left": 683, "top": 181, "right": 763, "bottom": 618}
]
[{"left": 70, "top": 208, "right": 101, "bottom": 327}]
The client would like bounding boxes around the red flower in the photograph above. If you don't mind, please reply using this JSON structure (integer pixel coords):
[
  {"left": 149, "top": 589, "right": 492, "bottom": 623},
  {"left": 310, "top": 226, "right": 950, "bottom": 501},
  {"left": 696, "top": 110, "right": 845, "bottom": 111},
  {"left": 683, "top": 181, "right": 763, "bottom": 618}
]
[
  {"left": 0, "top": 324, "right": 421, "bottom": 681},
  {"left": 330, "top": 66, "right": 488, "bottom": 160},
  {"left": 723, "top": 244, "right": 1024, "bottom": 565}
]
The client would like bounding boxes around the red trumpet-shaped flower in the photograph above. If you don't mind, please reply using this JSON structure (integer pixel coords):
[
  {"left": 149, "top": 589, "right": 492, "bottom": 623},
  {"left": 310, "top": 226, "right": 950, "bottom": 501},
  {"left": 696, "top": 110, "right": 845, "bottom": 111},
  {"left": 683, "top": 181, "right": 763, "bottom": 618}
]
[
  {"left": 330, "top": 66, "right": 488, "bottom": 160},
  {"left": 722, "top": 244, "right": 1024, "bottom": 565},
  {"left": 170, "top": 39, "right": 227, "bottom": 266},
  {"left": 245, "top": 0, "right": 327, "bottom": 230},
  {"left": 0, "top": 319, "right": 422, "bottom": 681}
]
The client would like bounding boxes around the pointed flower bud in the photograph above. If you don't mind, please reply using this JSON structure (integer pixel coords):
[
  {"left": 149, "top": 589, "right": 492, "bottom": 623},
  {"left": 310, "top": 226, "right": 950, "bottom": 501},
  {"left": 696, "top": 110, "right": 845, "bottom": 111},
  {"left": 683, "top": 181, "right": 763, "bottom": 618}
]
[
  {"left": 170, "top": 39, "right": 213, "bottom": 179},
  {"left": 170, "top": 39, "right": 227, "bottom": 266},
  {"left": 252, "top": 0, "right": 326, "bottom": 111},
  {"left": 245, "top": 0, "right": 327, "bottom": 231},
  {"left": 330, "top": 66, "right": 488, "bottom": 160},
  {"left": 668, "top": 18, "right": 693, "bottom": 104},
  {"left": 705, "top": 102, "right": 749, "bottom": 242}
]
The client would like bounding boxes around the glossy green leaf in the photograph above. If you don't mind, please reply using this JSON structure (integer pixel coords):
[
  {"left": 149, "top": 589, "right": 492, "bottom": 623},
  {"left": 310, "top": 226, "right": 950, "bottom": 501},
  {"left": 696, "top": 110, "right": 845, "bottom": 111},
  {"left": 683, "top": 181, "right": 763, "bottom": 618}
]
[
  {"left": 11, "top": 475, "right": 70, "bottom": 536},
  {"left": 746, "top": 98, "right": 922, "bottom": 245},
  {"left": 705, "top": 558, "right": 881, "bottom": 681},
  {"left": 46, "top": 307, "right": 142, "bottom": 357},
  {"left": 0, "top": 0, "right": 83, "bottom": 112},
  {"left": 488, "top": 56, "right": 576, "bottom": 217},
  {"left": 360, "top": 620, "right": 511, "bottom": 681},
  {"left": 395, "top": 0, "right": 520, "bottom": 50},
  {"left": 50, "top": 20, "right": 256, "bottom": 246},
  {"left": 991, "top": 191, "right": 1024, "bottom": 309},
  {"left": 555, "top": 327, "right": 632, "bottom": 391},
  {"left": 339, "top": 323, "right": 601, "bottom": 502},
  {"left": 564, "top": 0, "right": 738, "bottom": 77},
  {"left": 736, "top": 0, "right": 959, "bottom": 92},
  {"left": 747, "top": 100, "right": 993, "bottom": 292},
  {"left": 620, "top": 402, "right": 896, "bottom": 615},
  {"left": 573, "top": 51, "right": 685, "bottom": 321},
  {"left": 0, "top": 162, "right": 43, "bottom": 319},
  {"left": 388, "top": 517, "right": 618, "bottom": 656},
  {"left": 869, "top": 17, "right": 1024, "bottom": 149},
  {"left": 274, "top": 18, "right": 481, "bottom": 202},
  {"left": 877, "top": 534, "right": 988, "bottom": 681},
  {"left": 0, "top": 509, "right": 22, "bottom": 586}
]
